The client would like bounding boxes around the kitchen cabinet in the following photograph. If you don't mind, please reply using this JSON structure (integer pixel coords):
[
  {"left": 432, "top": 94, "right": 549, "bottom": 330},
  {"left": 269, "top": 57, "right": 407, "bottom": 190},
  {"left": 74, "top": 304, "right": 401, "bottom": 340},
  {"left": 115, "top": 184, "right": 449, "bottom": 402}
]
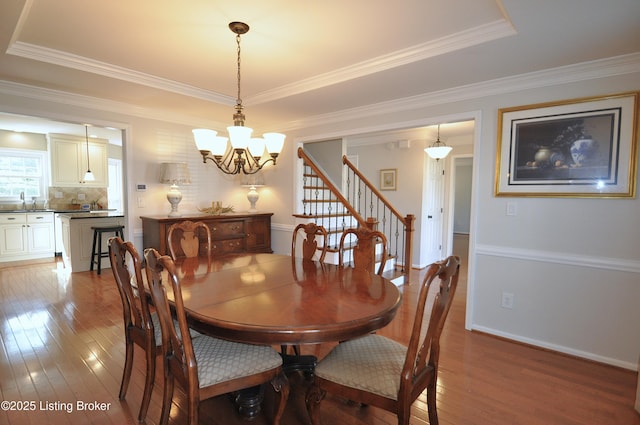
[
  {"left": 49, "top": 133, "right": 108, "bottom": 187},
  {"left": 140, "top": 213, "right": 272, "bottom": 256},
  {"left": 0, "top": 212, "right": 55, "bottom": 261}
]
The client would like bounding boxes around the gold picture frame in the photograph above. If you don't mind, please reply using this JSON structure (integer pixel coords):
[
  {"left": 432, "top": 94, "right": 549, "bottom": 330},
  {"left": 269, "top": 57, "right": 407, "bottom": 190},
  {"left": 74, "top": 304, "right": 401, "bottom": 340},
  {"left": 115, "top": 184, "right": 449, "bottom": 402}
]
[
  {"left": 495, "top": 91, "right": 639, "bottom": 198},
  {"left": 380, "top": 169, "right": 397, "bottom": 191}
]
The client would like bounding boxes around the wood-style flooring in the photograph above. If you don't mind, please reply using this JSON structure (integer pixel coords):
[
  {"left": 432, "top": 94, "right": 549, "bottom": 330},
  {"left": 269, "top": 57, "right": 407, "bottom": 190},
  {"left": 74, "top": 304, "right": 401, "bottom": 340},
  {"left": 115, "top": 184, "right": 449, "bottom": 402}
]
[{"left": 1, "top": 235, "right": 638, "bottom": 424}]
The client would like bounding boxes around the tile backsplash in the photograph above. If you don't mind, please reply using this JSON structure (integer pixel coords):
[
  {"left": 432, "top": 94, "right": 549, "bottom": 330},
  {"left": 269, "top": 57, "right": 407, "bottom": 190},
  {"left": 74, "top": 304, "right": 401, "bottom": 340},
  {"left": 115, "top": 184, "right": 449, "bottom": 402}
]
[{"left": 47, "top": 187, "right": 108, "bottom": 210}]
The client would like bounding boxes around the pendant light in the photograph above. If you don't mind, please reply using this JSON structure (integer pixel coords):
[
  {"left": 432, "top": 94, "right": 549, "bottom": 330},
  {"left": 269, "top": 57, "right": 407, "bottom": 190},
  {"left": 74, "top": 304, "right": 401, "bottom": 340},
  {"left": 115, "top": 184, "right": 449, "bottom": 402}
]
[
  {"left": 424, "top": 124, "right": 452, "bottom": 160},
  {"left": 83, "top": 125, "right": 95, "bottom": 182}
]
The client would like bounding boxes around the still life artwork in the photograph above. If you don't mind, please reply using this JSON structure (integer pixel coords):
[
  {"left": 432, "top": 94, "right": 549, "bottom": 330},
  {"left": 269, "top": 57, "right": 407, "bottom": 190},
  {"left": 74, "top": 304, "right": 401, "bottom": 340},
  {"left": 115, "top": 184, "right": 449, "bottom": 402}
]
[{"left": 495, "top": 92, "right": 638, "bottom": 198}]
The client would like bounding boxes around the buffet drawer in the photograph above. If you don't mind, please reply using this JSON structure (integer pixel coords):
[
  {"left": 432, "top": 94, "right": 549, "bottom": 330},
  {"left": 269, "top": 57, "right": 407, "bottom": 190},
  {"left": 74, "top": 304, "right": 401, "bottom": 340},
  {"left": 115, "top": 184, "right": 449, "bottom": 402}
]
[{"left": 212, "top": 238, "right": 245, "bottom": 255}]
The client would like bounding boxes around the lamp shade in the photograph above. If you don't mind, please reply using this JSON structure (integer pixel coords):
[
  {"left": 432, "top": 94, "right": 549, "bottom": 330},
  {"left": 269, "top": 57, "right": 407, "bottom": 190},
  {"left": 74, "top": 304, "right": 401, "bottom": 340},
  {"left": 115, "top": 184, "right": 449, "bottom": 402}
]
[
  {"left": 159, "top": 162, "right": 191, "bottom": 185},
  {"left": 425, "top": 145, "right": 453, "bottom": 159}
]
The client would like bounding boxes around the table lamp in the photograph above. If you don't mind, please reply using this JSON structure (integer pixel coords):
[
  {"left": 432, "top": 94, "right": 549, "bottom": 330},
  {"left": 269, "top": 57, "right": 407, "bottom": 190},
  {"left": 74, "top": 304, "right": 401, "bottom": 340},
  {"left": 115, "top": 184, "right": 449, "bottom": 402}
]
[
  {"left": 159, "top": 162, "right": 191, "bottom": 217},
  {"left": 241, "top": 173, "right": 265, "bottom": 213}
]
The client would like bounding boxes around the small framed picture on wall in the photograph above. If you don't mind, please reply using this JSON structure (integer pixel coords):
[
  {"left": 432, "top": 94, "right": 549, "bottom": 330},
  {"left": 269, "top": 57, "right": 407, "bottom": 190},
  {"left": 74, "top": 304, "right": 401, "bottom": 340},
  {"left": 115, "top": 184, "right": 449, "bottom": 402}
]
[{"left": 380, "top": 169, "right": 397, "bottom": 191}]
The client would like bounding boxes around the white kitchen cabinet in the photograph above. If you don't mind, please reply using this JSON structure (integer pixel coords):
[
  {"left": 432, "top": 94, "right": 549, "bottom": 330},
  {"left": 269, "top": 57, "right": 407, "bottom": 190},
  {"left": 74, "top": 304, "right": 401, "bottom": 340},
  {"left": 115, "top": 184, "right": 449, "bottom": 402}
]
[
  {"left": 0, "top": 212, "right": 55, "bottom": 261},
  {"left": 49, "top": 133, "right": 108, "bottom": 187}
]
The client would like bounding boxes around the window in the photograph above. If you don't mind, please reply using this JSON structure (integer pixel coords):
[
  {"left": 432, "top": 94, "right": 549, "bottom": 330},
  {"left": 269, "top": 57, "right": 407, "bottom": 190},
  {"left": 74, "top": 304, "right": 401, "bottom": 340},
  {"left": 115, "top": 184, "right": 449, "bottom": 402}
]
[{"left": 0, "top": 149, "right": 48, "bottom": 200}]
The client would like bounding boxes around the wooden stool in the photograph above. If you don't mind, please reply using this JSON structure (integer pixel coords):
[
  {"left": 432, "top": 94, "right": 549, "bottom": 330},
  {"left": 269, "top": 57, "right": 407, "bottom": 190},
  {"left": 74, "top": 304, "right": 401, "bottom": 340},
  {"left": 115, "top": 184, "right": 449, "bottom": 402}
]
[{"left": 90, "top": 225, "right": 124, "bottom": 274}]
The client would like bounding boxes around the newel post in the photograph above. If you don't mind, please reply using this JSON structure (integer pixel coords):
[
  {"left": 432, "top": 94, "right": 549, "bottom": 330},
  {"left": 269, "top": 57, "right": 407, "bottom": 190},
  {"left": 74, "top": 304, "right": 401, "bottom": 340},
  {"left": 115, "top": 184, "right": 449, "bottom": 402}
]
[{"left": 404, "top": 214, "right": 415, "bottom": 284}]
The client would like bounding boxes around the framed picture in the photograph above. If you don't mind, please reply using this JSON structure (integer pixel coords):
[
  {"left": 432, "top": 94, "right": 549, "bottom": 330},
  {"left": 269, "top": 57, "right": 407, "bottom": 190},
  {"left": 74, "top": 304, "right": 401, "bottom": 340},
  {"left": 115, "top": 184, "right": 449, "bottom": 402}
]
[
  {"left": 380, "top": 169, "right": 397, "bottom": 191},
  {"left": 495, "top": 92, "right": 639, "bottom": 198}
]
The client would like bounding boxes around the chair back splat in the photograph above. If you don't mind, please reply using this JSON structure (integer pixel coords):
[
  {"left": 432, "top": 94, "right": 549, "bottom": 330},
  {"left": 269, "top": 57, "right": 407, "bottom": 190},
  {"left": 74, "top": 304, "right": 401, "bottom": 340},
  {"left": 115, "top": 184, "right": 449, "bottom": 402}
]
[
  {"left": 306, "top": 255, "right": 461, "bottom": 425},
  {"left": 144, "top": 248, "right": 289, "bottom": 425},
  {"left": 339, "top": 226, "right": 388, "bottom": 275},
  {"left": 292, "top": 222, "right": 328, "bottom": 262},
  {"left": 167, "top": 220, "right": 212, "bottom": 259},
  {"left": 108, "top": 236, "right": 157, "bottom": 422}
]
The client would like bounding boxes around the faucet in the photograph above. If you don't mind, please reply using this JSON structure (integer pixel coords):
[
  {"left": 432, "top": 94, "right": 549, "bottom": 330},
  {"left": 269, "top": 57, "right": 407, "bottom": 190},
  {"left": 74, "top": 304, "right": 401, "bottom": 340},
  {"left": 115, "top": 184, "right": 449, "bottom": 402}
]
[{"left": 20, "top": 191, "right": 25, "bottom": 210}]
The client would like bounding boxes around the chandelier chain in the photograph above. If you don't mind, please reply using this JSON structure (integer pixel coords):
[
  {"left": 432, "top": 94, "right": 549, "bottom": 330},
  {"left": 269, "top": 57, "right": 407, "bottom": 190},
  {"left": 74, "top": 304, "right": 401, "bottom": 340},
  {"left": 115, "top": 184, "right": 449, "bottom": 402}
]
[{"left": 236, "top": 33, "right": 242, "bottom": 106}]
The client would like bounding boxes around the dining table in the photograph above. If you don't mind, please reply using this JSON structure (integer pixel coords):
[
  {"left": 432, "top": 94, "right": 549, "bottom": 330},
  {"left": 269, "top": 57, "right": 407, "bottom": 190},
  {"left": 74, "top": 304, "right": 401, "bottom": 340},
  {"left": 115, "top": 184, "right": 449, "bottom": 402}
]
[
  {"left": 168, "top": 253, "right": 402, "bottom": 346},
  {"left": 155, "top": 252, "right": 402, "bottom": 418}
]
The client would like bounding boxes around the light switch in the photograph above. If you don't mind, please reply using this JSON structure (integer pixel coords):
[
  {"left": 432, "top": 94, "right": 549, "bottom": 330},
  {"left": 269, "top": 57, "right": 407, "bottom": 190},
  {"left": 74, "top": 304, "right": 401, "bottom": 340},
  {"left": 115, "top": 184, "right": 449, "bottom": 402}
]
[
  {"left": 506, "top": 201, "right": 517, "bottom": 216},
  {"left": 137, "top": 197, "right": 145, "bottom": 208}
]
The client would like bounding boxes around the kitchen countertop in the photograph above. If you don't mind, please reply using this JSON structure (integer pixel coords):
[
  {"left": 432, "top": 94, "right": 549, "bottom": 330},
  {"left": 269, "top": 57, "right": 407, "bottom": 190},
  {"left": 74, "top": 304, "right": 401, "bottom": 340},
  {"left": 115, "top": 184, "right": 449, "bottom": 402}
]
[
  {"left": 0, "top": 209, "right": 116, "bottom": 214},
  {"left": 57, "top": 211, "right": 124, "bottom": 219}
]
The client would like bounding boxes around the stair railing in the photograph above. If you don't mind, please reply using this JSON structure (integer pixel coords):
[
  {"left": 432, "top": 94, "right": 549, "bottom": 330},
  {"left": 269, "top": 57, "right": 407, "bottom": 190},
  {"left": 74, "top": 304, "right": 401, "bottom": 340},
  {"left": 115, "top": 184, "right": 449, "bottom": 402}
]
[
  {"left": 297, "top": 147, "right": 414, "bottom": 283},
  {"left": 342, "top": 155, "right": 414, "bottom": 281}
]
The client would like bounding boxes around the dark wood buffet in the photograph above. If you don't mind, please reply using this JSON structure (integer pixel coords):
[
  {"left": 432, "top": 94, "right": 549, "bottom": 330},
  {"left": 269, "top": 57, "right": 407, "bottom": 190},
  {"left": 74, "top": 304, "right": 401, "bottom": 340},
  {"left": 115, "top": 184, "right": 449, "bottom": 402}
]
[{"left": 140, "top": 212, "right": 272, "bottom": 256}]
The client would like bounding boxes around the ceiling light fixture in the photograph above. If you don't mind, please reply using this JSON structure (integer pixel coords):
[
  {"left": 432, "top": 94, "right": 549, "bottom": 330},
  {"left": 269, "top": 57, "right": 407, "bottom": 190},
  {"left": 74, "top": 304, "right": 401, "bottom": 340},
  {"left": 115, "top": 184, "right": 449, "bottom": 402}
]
[
  {"left": 193, "top": 22, "right": 285, "bottom": 175},
  {"left": 83, "top": 125, "right": 95, "bottom": 182},
  {"left": 424, "top": 124, "right": 452, "bottom": 160}
]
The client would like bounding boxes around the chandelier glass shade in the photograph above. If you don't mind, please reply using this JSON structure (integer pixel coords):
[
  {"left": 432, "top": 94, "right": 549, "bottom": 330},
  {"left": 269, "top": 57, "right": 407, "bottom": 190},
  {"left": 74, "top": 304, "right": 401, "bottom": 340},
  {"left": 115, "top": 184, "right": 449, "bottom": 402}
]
[
  {"left": 194, "top": 22, "right": 285, "bottom": 175},
  {"left": 424, "top": 124, "right": 452, "bottom": 160}
]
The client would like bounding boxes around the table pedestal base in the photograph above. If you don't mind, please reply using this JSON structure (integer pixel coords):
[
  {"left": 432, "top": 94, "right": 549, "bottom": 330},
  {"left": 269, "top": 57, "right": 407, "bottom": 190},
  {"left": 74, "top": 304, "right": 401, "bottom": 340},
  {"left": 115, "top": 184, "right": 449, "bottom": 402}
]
[
  {"left": 281, "top": 353, "right": 317, "bottom": 376},
  {"left": 234, "top": 386, "right": 263, "bottom": 420},
  {"left": 233, "top": 353, "right": 318, "bottom": 420}
]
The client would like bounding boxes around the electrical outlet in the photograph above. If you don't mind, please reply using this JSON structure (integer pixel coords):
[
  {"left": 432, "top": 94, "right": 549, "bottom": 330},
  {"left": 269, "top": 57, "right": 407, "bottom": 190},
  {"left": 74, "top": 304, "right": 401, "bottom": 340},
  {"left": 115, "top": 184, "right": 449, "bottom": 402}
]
[
  {"left": 501, "top": 292, "right": 514, "bottom": 309},
  {"left": 77, "top": 193, "right": 86, "bottom": 200}
]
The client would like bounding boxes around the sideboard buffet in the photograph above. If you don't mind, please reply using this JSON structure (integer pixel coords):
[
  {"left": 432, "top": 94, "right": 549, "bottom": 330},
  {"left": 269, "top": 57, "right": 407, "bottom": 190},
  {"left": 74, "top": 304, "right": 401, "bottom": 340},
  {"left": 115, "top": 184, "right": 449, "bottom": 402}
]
[{"left": 140, "top": 212, "right": 273, "bottom": 256}]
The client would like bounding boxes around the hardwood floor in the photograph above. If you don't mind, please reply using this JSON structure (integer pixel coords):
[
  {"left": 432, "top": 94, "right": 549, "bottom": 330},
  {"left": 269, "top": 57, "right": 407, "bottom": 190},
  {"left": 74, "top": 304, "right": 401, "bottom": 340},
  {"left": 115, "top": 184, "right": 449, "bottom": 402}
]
[{"left": 1, "top": 236, "right": 638, "bottom": 424}]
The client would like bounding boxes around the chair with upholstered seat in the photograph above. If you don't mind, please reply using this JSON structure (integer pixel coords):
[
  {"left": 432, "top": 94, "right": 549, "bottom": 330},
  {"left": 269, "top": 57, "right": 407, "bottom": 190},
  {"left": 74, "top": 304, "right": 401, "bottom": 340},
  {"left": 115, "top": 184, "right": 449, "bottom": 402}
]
[
  {"left": 108, "top": 236, "right": 158, "bottom": 422},
  {"left": 338, "top": 226, "right": 388, "bottom": 275},
  {"left": 143, "top": 248, "right": 289, "bottom": 425},
  {"left": 167, "top": 220, "right": 211, "bottom": 260},
  {"left": 291, "top": 222, "right": 329, "bottom": 262},
  {"left": 306, "top": 255, "right": 461, "bottom": 425}
]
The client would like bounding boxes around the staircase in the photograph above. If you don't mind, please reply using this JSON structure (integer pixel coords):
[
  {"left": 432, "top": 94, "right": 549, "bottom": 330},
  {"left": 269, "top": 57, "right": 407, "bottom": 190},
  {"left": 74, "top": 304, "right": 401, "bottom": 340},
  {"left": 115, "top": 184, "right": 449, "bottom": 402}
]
[{"left": 294, "top": 147, "right": 414, "bottom": 285}]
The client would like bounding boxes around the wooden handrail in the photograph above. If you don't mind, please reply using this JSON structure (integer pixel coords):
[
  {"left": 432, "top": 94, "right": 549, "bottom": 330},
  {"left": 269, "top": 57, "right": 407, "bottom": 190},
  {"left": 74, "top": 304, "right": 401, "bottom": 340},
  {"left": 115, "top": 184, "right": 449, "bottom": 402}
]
[
  {"left": 297, "top": 147, "right": 368, "bottom": 227},
  {"left": 343, "top": 154, "right": 414, "bottom": 283},
  {"left": 342, "top": 155, "right": 407, "bottom": 226}
]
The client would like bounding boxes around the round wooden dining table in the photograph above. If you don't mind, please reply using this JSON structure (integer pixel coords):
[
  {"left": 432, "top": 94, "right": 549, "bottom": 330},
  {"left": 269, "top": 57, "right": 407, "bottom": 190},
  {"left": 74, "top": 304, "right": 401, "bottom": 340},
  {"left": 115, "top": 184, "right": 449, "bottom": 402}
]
[{"left": 169, "top": 253, "right": 402, "bottom": 346}]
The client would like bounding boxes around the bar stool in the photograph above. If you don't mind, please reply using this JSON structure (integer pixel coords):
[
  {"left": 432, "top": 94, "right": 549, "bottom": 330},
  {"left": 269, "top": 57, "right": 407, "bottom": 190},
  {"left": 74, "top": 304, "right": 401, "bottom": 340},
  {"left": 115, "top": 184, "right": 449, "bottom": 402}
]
[{"left": 90, "top": 225, "right": 125, "bottom": 274}]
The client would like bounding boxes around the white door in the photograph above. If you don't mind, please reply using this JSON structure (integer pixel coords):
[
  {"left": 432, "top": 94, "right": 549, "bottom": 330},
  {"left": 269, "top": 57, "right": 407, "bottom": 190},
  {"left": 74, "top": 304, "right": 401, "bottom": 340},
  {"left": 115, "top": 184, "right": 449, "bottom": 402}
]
[{"left": 422, "top": 157, "right": 445, "bottom": 265}]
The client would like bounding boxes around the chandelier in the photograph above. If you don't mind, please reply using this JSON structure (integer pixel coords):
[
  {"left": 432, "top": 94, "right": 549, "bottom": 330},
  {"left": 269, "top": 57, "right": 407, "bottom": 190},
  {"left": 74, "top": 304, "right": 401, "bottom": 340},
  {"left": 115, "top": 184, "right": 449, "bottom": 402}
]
[
  {"left": 193, "top": 22, "right": 285, "bottom": 175},
  {"left": 424, "top": 124, "right": 452, "bottom": 160}
]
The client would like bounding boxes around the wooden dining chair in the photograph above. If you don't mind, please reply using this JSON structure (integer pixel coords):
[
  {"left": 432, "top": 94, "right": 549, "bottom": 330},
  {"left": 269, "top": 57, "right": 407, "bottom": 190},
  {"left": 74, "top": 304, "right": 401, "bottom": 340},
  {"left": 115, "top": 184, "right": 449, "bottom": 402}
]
[
  {"left": 285, "top": 223, "right": 329, "bottom": 358},
  {"left": 108, "top": 236, "right": 158, "bottom": 422},
  {"left": 338, "top": 226, "right": 388, "bottom": 275},
  {"left": 167, "top": 220, "right": 211, "bottom": 260},
  {"left": 291, "top": 222, "right": 329, "bottom": 262},
  {"left": 306, "top": 255, "right": 461, "bottom": 425},
  {"left": 143, "top": 248, "right": 289, "bottom": 425}
]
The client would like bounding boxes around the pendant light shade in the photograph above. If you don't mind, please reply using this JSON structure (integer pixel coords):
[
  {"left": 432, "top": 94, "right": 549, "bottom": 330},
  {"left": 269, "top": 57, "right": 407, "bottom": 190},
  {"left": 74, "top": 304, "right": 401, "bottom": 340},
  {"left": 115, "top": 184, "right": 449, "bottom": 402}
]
[{"left": 424, "top": 124, "right": 452, "bottom": 160}]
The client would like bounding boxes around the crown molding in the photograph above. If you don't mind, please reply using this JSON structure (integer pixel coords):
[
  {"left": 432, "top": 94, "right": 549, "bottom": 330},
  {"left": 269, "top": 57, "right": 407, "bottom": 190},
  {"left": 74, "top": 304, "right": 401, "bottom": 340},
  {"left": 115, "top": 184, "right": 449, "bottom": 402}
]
[
  {"left": 6, "top": 41, "right": 235, "bottom": 105},
  {"left": 6, "top": 19, "right": 514, "bottom": 107},
  {"left": 282, "top": 52, "right": 640, "bottom": 131},
  {"left": 0, "top": 79, "right": 225, "bottom": 129},
  {"left": 0, "top": 53, "right": 638, "bottom": 134},
  {"left": 245, "top": 20, "right": 516, "bottom": 105}
]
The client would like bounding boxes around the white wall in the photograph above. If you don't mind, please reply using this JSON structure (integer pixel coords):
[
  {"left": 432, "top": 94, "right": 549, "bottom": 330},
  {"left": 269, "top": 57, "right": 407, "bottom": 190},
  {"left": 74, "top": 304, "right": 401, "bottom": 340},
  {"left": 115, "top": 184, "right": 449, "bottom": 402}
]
[{"left": 1, "top": 60, "right": 638, "bottom": 369}]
